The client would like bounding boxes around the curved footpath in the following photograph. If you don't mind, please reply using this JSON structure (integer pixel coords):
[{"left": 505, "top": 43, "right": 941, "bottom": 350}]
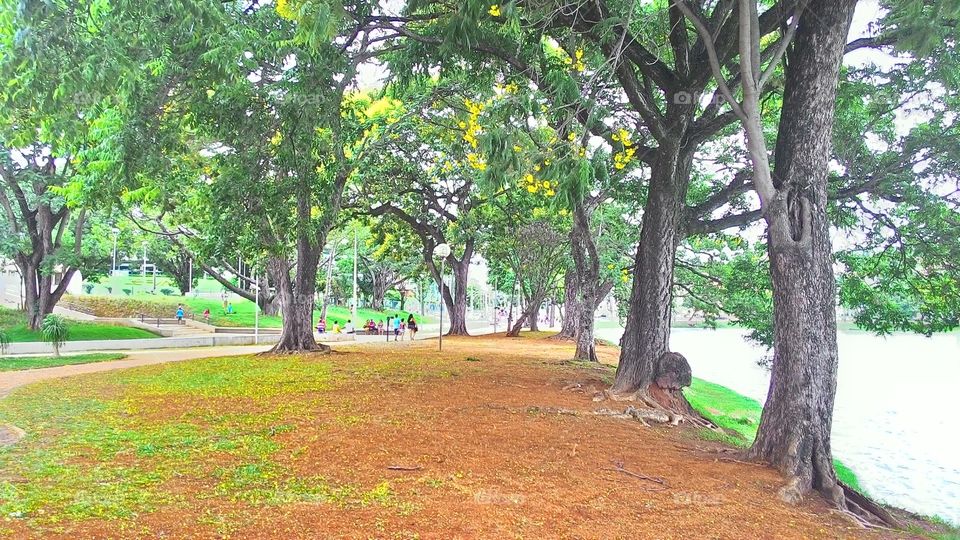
[{"left": 0, "top": 323, "right": 496, "bottom": 399}]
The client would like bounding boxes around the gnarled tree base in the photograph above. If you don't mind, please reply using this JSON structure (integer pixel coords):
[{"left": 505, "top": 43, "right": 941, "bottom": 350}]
[{"left": 266, "top": 336, "right": 330, "bottom": 355}]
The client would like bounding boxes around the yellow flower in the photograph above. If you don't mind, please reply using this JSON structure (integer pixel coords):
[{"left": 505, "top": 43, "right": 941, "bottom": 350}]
[
  {"left": 542, "top": 180, "right": 551, "bottom": 188},
  {"left": 513, "top": 145, "right": 522, "bottom": 152},
  {"left": 524, "top": 173, "right": 535, "bottom": 184},
  {"left": 546, "top": 189, "right": 555, "bottom": 196},
  {"left": 270, "top": 131, "right": 282, "bottom": 146},
  {"left": 567, "top": 131, "right": 577, "bottom": 142},
  {"left": 527, "top": 185, "right": 538, "bottom": 193},
  {"left": 559, "top": 208, "right": 569, "bottom": 216},
  {"left": 488, "top": 4, "right": 501, "bottom": 16},
  {"left": 575, "top": 49, "right": 584, "bottom": 60},
  {"left": 276, "top": 0, "right": 297, "bottom": 20},
  {"left": 533, "top": 164, "right": 541, "bottom": 172},
  {"left": 458, "top": 121, "right": 467, "bottom": 129},
  {"left": 206, "top": 89, "right": 215, "bottom": 98}
]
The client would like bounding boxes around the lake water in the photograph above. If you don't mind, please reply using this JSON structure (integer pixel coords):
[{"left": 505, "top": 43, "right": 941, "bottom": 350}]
[{"left": 595, "top": 325, "right": 960, "bottom": 525}]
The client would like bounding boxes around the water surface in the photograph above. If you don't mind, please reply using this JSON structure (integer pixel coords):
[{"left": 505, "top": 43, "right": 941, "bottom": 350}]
[{"left": 596, "top": 326, "right": 960, "bottom": 524}]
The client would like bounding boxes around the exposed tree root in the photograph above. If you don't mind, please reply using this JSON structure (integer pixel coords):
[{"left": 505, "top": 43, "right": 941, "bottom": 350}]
[
  {"left": 261, "top": 343, "right": 332, "bottom": 356},
  {"left": 840, "top": 482, "right": 902, "bottom": 529}
]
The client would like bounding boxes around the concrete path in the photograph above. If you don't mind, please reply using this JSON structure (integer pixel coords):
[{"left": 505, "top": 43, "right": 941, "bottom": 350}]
[
  {"left": 0, "top": 324, "right": 502, "bottom": 399},
  {"left": 0, "top": 344, "right": 275, "bottom": 399}
]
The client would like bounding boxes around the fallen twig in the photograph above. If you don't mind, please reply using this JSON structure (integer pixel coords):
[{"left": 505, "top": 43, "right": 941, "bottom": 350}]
[
  {"left": 386, "top": 465, "right": 423, "bottom": 471},
  {"left": 603, "top": 460, "right": 669, "bottom": 490}
]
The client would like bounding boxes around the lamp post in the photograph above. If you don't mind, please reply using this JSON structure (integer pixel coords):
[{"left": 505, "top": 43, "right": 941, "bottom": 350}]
[
  {"left": 352, "top": 228, "right": 358, "bottom": 324},
  {"left": 433, "top": 243, "right": 451, "bottom": 351},
  {"left": 141, "top": 241, "right": 147, "bottom": 289},
  {"left": 254, "top": 273, "right": 260, "bottom": 345},
  {"left": 111, "top": 228, "right": 119, "bottom": 275}
]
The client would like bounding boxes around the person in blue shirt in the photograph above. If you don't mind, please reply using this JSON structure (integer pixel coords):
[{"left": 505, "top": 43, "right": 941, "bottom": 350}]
[
  {"left": 392, "top": 315, "right": 401, "bottom": 341},
  {"left": 176, "top": 305, "right": 185, "bottom": 325}
]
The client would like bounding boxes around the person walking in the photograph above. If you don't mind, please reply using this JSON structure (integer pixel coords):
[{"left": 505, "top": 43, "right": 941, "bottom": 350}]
[
  {"left": 202, "top": 308, "right": 210, "bottom": 323},
  {"left": 407, "top": 314, "right": 418, "bottom": 341},
  {"left": 175, "top": 304, "right": 185, "bottom": 325},
  {"left": 392, "top": 315, "right": 401, "bottom": 341}
]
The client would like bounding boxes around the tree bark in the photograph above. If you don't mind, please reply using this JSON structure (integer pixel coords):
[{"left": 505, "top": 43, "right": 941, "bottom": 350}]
[
  {"left": 554, "top": 271, "right": 580, "bottom": 339},
  {"left": 749, "top": 0, "right": 857, "bottom": 509},
  {"left": 613, "top": 139, "right": 694, "bottom": 391},
  {"left": 425, "top": 240, "right": 472, "bottom": 336},
  {"left": 270, "top": 250, "right": 323, "bottom": 353}
]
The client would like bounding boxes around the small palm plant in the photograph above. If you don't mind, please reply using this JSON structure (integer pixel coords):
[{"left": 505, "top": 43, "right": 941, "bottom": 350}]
[
  {"left": 0, "top": 328, "right": 9, "bottom": 356},
  {"left": 40, "top": 314, "right": 69, "bottom": 357}
]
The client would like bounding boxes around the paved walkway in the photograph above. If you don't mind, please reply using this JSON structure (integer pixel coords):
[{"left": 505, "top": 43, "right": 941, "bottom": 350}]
[
  {"left": 0, "top": 345, "right": 275, "bottom": 399},
  {"left": 0, "top": 324, "right": 502, "bottom": 399}
]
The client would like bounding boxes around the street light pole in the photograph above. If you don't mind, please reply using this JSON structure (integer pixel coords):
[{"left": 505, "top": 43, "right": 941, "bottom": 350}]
[
  {"left": 254, "top": 272, "right": 260, "bottom": 345},
  {"left": 352, "top": 228, "right": 358, "bottom": 324},
  {"left": 142, "top": 242, "right": 147, "bottom": 289},
  {"left": 432, "top": 243, "right": 451, "bottom": 351},
  {"left": 111, "top": 228, "right": 119, "bottom": 275}
]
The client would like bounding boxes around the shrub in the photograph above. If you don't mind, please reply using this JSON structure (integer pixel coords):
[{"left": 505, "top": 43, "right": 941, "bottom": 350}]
[
  {"left": 122, "top": 288, "right": 133, "bottom": 296},
  {"left": 83, "top": 283, "right": 95, "bottom": 294},
  {"left": 160, "top": 288, "right": 175, "bottom": 296},
  {"left": 106, "top": 286, "right": 113, "bottom": 294},
  {"left": 40, "top": 314, "right": 69, "bottom": 357},
  {"left": 0, "top": 328, "right": 9, "bottom": 355}
]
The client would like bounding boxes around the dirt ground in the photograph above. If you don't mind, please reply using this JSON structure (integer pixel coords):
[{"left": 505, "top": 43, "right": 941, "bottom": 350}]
[{"left": 2, "top": 335, "right": 908, "bottom": 539}]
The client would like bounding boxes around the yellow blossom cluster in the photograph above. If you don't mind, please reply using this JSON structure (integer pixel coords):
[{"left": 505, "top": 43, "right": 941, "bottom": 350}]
[
  {"left": 488, "top": 4, "right": 501, "bottom": 16},
  {"left": 611, "top": 128, "right": 636, "bottom": 170},
  {"left": 521, "top": 173, "right": 556, "bottom": 196},
  {"left": 467, "top": 152, "right": 487, "bottom": 171},
  {"left": 460, "top": 98, "right": 485, "bottom": 149},
  {"left": 563, "top": 49, "right": 586, "bottom": 72},
  {"left": 276, "top": 0, "right": 297, "bottom": 20}
]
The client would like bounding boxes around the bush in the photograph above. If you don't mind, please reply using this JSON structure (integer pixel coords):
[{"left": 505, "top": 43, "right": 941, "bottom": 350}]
[
  {"left": 83, "top": 283, "right": 95, "bottom": 294},
  {"left": 122, "top": 288, "right": 132, "bottom": 296},
  {"left": 40, "top": 314, "right": 69, "bottom": 357},
  {"left": 160, "top": 288, "right": 175, "bottom": 296},
  {"left": 0, "top": 328, "right": 9, "bottom": 355}
]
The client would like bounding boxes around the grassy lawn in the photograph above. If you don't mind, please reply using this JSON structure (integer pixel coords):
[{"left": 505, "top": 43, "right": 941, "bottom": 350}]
[
  {"left": 683, "top": 377, "right": 864, "bottom": 492},
  {"left": 0, "top": 353, "right": 126, "bottom": 372},
  {"left": 0, "top": 308, "right": 159, "bottom": 343},
  {"left": 63, "top": 294, "right": 428, "bottom": 328}
]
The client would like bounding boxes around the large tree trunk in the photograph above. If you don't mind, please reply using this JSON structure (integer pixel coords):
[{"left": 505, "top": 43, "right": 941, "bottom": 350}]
[
  {"left": 749, "top": 0, "right": 859, "bottom": 511},
  {"left": 426, "top": 241, "right": 473, "bottom": 336},
  {"left": 445, "top": 259, "right": 469, "bottom": 335},
  {"left": 270, "top": 241, "right": 324, "bottom": 353},
  {"left": 613, "top": 140, "right": 694, "bottom": 392},
  {"left": 554, "top": 271, "right": 580, "bottom": 339}
]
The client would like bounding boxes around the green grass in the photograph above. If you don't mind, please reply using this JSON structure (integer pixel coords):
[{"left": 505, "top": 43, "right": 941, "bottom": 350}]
[
  {"left": 0, "top": 307, "right": 159, "bottom": 343},
  {"left": 683, "top": 377, "right": 864, "bottom": 493},
  {"left": 0, "top": 353, "right": 126, "bottom": 372},
  {"left": 0, "top": 353, "right": 413, "bottom": 530},
  {"left": 62, "top": 293, "right": 429, "bottom": 329}
]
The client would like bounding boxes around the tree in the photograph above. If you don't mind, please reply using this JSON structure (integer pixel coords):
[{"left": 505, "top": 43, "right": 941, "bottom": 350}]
[
  {"left": 361, "top": 83, "right": 505, "bottom": 335},
  {"left": 678, "top": 0, "right": 901, "bottom": 525},
  {"left": 487, "top": 220, "right": 567, "bottom": 337},
  {"left": 80, "top": 2, "right": 410, "bottom": 351},
  {"left": 0, "top": 150, "right": 89, "bottom": 329},
  {"left": 382, "top": 0, "right": 804, "bottom": 394}
]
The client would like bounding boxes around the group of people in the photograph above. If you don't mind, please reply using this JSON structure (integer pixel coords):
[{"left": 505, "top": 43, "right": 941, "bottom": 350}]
[{"left": 316, "top": 314, "right": 419, "bottom": 341}]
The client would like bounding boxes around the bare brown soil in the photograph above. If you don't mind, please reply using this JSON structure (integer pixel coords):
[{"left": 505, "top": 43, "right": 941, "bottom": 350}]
[{"left": 5, "top": 335, "right": 909, "bottom": 539}]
